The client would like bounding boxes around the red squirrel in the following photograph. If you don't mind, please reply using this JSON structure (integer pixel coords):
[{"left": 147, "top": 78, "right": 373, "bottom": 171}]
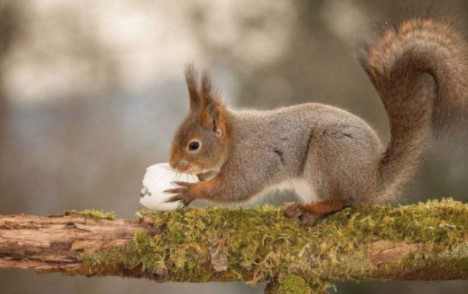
[{"left": 165, "top": 19, "right": 468, "bottom": 225}]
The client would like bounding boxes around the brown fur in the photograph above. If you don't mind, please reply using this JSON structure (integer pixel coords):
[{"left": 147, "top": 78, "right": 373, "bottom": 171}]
[{"left": 169, "top": 65, "right": 231, "bottom": 174}]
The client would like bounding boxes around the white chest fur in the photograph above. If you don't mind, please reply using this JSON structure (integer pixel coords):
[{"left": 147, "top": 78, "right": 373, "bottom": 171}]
[{"left": 254, "top": 178, "right": 319, "bottom": 203}]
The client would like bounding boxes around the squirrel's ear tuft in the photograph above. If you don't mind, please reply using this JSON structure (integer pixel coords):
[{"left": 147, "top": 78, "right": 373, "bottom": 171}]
[
  {"left": 185, "top": 64, "right": 200, "bottom": 111},
  {"left": 199, "top": 70, "right": 225, "bottom": 136}
]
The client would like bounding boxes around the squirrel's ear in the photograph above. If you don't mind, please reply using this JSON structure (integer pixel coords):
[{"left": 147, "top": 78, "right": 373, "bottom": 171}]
[
  {"left": 199, "top": 70, "right": 225, "bottom": 136},
  {"left": 202, "top": 99, "right": 225, "bottom": 137},
  {"left": 185, "top": 64, "right": 200, "bottom": 111}
]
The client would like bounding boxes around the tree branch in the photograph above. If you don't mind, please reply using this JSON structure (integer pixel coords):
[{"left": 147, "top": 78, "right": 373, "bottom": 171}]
[{"left": 1, "top": 199, "right": 467, "bottom": 293}]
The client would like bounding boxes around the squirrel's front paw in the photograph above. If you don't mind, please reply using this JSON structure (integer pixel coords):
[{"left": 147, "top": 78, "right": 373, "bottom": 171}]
[
  {"left": 284, "top": 204, "right": 322, "bottom": 226},
  {"left": 165, "top": 181, "right": 197, "bottom": 207}
]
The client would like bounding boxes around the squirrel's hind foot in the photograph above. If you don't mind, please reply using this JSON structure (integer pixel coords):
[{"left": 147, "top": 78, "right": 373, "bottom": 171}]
[
  {"left": 283, "top": 204, "right": 323, "bottom": 225},
  {"left": 284, "top": 200, "right": 348, "bottom": 225}
]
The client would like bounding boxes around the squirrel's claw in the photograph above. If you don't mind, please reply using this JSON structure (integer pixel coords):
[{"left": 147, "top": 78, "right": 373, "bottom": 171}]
[
  {"left": 172, "top": 181, "right": 193, "bottom": 187},
  {"left": 165, "top": 181, "right": 195, "bottom": 206},
  {"left": 164, "top": 181, "right": 194, "bottom": 194},
  {"left": 166, "top": 194, "right": 194, "bottom": 207},
  {"left": 164, "top": 187, "right": 187, "bottom": 194}
]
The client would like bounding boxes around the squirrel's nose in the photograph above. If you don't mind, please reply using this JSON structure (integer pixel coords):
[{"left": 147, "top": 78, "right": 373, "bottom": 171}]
[
  {"left": 169, "top": 159, "right": 189, "bottom": 170},
  {"left": 177, "top": 160, "right": 189, "bottom": 169}
]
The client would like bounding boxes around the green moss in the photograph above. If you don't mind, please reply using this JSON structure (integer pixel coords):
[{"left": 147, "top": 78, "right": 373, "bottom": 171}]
[
  {"left": 276, "top": 275, "right": 312, "bottom": 294},
  {"left": 313, "top": 198, "right": 468, "bottom": 280},
  {"left": 79, "top": 198, "right": 468, "bottom": 286},
  {"left": 66, "top": 209, "right": 115, "bottom": 220}
]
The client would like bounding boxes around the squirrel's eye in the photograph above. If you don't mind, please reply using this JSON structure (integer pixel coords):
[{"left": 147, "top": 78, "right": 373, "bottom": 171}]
[{"left": 188, "top": 141, "right": 200, "bottom": 152}]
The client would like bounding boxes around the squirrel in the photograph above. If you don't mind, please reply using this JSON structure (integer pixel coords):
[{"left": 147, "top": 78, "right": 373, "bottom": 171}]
[{"left": 165, "top": 19, "right": 468, "bottom": 225}]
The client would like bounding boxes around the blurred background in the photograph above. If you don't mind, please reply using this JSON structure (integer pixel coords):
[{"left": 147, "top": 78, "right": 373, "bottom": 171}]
[{"left": 0, "top": 0, "right": 467, "bottom": 293}]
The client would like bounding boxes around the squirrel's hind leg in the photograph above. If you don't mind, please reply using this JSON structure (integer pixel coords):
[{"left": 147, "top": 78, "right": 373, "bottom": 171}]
[{"left": 284, "top": 200, "right": 347, "bottom": 225}]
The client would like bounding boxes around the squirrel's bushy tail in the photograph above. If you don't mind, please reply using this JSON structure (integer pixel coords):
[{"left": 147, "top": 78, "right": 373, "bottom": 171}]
[{"left": 360, "top": 19, "right": 468, "bottom": 199}]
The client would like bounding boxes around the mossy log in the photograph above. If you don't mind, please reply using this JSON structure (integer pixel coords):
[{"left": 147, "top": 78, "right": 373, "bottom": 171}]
[{"left": 1, "top": 199, "right": 467, "bottom": 293}]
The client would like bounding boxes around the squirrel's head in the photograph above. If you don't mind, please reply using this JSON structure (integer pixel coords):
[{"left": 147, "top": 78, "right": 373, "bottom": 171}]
[{"left": 169, "top": 65, "right": 229, "bottom": 174}]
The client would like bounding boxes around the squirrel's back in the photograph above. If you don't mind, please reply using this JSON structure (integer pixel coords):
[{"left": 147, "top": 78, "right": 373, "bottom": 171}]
[{"left": 223, "top": 19, "right": 467, "bottom": 205}]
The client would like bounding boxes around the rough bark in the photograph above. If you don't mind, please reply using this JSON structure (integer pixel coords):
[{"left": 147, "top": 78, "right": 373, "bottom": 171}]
[
  {"left": 0, "top": 200, "right": 467, "bottom": 293},
  {"left": 0, "top": 211, "right": 134, "bottom": 271}
]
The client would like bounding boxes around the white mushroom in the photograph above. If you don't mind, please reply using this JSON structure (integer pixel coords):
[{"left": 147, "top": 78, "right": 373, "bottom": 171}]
[{"left": 139, "top": 163, "right": 198, "bottom": 211}]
